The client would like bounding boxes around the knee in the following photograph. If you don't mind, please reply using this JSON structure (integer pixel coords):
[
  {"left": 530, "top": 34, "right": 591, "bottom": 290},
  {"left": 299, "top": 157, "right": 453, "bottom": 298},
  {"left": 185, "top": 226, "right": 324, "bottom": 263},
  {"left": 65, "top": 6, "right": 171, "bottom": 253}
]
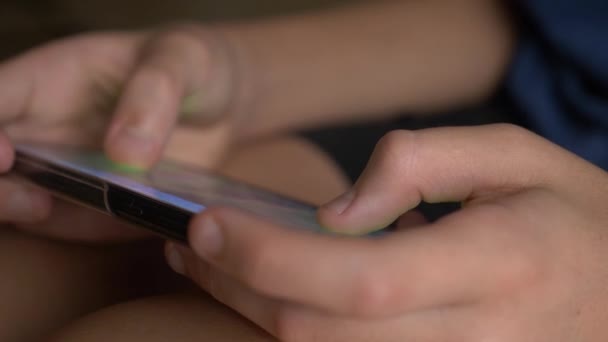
[
  {"left": 49, "top": 293, "right": 272, "bottom": 342},
  {"left": 0, "top": 228, "right": 172, "bottom": 342}
]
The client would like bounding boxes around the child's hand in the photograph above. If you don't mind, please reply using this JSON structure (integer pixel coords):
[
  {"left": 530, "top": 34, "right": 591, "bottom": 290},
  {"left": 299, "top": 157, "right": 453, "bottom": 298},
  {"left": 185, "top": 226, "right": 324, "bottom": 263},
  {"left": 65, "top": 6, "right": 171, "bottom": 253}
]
[
  {"left": 168, "top": 124, "right": 608, "bottom": 341},
  {"left": 0, "top": 24, "right": 244, "bottom": 240}
]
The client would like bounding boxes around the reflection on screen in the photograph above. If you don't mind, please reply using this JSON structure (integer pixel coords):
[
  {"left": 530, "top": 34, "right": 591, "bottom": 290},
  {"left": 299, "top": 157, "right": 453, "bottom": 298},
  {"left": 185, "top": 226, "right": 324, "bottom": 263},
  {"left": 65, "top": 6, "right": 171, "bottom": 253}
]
[{"left": 16, "top": 144, "right": 324, "bottom": 232}]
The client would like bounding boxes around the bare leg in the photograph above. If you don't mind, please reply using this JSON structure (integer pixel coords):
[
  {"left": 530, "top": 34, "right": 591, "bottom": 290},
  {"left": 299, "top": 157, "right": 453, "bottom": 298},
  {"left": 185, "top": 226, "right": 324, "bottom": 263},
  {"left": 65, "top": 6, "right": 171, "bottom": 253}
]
[
  {"left": 47, "top": 293, "right": 274, "bottom": 342},
  {"left": 0, "top": 229, "right": 186, "bottom": 341}
]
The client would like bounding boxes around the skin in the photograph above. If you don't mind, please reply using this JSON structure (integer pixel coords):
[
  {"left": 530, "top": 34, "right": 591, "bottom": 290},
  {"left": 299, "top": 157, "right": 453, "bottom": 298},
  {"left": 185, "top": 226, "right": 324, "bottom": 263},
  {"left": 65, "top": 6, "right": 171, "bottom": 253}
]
[
  {"left": 2, "top": 0, "right": 606, "bottom": 341},
  {"left": 171, "top": 125, "right": 608, "bottom": 341},
  {"left": 0, "top": 0, "right": 514, "bottom": 226},
  {"left": 0, "top": 21, "right": 347, "bottom": 341},
  {"left": 0, "top": 134, "right": 349, "bottom": 341},
  {"left": 0, "top": 229, "right": 179, "bottom": 341},
  {"left": 217, "top": 0, "right": 515, "bottom": 136},
  {"left": 48, "top": 293, "right": 276, "bottom": 342}
]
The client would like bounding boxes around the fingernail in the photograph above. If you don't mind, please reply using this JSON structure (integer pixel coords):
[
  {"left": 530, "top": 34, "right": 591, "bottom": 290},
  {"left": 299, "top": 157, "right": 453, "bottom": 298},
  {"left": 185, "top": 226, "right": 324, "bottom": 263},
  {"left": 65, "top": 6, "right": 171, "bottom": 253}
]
[
  {"left": 323, "top": 190, "right": 355, "bottom": 215},
  {"left": 166, "top": 243, "right": 186, "bottom": 275},
  {"left": 193, "top": 215, "right": 223, "bottom": 257}
]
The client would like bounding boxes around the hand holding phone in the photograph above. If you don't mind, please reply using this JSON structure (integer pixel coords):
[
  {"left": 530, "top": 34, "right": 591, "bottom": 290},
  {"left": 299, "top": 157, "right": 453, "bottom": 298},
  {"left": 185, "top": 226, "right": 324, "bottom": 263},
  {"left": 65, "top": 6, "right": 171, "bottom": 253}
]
[{"left": 13, "top": 143, "right": 329, "bottom": 243}]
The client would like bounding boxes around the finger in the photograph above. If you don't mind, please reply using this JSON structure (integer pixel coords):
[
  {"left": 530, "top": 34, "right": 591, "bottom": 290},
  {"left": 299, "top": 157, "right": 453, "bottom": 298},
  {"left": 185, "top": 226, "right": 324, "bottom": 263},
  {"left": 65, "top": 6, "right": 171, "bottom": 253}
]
[
  {"left": 165, "top": 243, "right": 280, "bottom": 332},
  {"left": 318, "top": 124, "right": 562, "bottom": 233},
  {"left": 104, "top": 26, "right": 228, "bottom": 168},
  {"left": 166, "top": 242, "right": 473, "bottom": 342},
  {"left": 0, "top": 176, "right": 52, "bottom": 223},
  {"left": 186, "top": 206, "right": 525, "bottom": 317}
]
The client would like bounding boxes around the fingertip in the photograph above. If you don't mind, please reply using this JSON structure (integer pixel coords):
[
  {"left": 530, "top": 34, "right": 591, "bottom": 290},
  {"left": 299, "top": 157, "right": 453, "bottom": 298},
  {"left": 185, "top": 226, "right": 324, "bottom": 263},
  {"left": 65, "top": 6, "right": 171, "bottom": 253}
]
[
  {"left": 188, "top": 209, "right": 214, "bottom": 245},
  {"left": 317, "top": 190, "right": 359, "bottom": 232},
  {"left": 104, "top": 102, "right": 171, "bottom": 170},
  {"left": 103, "top": 135, "right": 159, "bottom": 171},
  {"left": 188, "top": 209, "right": 225, "bottom": 259},
  {"left": 316, "top": 205, "right": 346, "bottom": 231},
  {"left": 321, "top": 190, "right": 355, "bottom": 216},
  {"left": 317, "top": 191, "right": 369, "bottom": 235},
  {"left": 317, "top": 201, "right": 397, "bottom": 236}
]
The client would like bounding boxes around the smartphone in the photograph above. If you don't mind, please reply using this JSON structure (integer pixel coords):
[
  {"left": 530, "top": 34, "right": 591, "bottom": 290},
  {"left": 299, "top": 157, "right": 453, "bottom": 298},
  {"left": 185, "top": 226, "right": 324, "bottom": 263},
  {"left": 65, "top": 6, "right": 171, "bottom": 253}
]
[{"left": 12, "top": 143, "right": 329, "bottom": 243}]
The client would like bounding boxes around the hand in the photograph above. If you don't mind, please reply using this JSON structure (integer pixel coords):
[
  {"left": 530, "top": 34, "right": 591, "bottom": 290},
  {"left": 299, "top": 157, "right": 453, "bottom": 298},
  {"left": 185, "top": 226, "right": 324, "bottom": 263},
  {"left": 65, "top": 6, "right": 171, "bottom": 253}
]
[
  {"left": 0, "top": 24, "right": 244, "bottom": 241},
  {"left": 166, "top": 124, "right": 608, "bottom": 341}
]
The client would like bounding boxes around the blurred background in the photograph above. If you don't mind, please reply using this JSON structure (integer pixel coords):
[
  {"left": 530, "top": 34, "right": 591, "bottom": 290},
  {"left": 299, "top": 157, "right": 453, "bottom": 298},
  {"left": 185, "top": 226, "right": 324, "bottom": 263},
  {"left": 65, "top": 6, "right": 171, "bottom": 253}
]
[
  {"left": 0, "top": 0, "right": 352, "bottom": 59},
  {"left": 0, "top": 0, "right": 506, "bottom": 219}
]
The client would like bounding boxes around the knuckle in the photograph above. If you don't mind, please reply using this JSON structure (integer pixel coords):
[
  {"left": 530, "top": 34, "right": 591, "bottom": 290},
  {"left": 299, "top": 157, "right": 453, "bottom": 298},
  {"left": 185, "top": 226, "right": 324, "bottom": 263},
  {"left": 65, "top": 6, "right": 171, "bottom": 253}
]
[
  {"left": 373, "top": 130, "right": 420, "bottom": 171},
  {"left": 370, "top": 129, "right": 423, "bottom": 194},
  {"left": 375, "top": 130, "right": 414, "bottom": 161}
]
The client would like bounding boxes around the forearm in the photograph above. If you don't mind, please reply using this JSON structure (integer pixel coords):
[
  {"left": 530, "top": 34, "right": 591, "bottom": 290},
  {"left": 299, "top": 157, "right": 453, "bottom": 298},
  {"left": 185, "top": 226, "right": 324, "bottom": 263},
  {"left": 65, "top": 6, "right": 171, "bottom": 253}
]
[{"left": 214, "top": 0, "right": 515, "bottom": 137}]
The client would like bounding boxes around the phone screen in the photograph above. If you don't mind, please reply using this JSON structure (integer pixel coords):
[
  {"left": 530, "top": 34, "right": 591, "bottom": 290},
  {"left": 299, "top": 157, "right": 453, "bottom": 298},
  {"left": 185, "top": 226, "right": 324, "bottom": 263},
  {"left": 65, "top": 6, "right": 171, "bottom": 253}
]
[{"left": 15, "top": 144, "right": 324, "bottom": 233}]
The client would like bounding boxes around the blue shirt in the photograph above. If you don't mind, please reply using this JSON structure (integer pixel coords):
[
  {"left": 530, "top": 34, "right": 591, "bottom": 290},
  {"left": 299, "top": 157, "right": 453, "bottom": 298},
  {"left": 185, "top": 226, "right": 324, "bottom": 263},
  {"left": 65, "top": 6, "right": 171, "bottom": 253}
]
[{"left": 507, "top": 0, "right": 608, "bottom": 169}]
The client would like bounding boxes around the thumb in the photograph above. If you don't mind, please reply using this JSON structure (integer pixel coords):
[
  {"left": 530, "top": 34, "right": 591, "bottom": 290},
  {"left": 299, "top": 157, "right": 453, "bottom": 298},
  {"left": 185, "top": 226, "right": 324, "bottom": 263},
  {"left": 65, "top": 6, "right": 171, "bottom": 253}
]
[
  {"left": 104, "top": 26, "right": 234, "bottom": 168},
  {"left": 317, "top": 124, "right": 560, "bottom": 234}
]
